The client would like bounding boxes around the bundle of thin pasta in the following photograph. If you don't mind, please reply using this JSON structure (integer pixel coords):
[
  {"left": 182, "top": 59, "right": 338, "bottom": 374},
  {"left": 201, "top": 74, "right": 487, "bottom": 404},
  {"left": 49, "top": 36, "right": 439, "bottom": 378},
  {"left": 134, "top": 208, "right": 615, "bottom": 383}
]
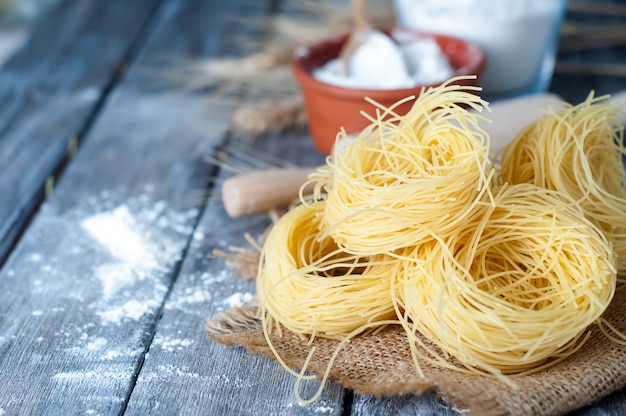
[
  {"left": 308, "top": 79, "right": 492, "bottom": 256},
  {"left": 397, "top": 183, "right": 617, "bottom": 378},
  {"left": 500, "top": 92, "right": 626, "bottom": 273},
  {"left": 253, "top": 81, "right": 621, "bottom": 401},
  {"left": 257, "top": 201, "right": 398, "bottom": 341}
]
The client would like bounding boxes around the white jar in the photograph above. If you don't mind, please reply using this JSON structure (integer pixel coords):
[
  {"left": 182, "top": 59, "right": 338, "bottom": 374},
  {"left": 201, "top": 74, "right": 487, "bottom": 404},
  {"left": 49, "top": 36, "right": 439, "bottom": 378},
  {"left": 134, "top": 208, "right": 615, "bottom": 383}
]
[{"left": 394, "top": 0, "right": 568, "bottom": 100}]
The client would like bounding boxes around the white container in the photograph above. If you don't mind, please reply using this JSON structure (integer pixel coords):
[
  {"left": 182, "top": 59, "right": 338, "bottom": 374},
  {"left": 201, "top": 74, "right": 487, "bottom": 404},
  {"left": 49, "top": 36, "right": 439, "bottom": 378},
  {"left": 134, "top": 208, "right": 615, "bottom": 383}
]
[{"left": 394, "top": 0, "right": 568, "bottom": 100}]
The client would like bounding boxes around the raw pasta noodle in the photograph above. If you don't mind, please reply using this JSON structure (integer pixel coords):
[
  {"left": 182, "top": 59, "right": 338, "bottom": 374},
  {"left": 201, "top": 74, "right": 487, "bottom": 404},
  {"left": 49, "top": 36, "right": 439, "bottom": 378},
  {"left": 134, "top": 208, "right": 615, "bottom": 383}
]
[
  {"left": 256, "top": 201, "right": 398, "bottom": 341},
  {"left": 256, "top": 200, "right": 401, "bottom": 402},
  {"left": 252, "top": 84, "right": 622, "bottom": 401},
  {"left": 500, "top": 92, "right": 626, "bottom": 273},
  {"left": 397, "top": 183, "right": 617, "bottom": 378},
  {"left": 308, "top": 78, "right": 493, "bottom": 256}
]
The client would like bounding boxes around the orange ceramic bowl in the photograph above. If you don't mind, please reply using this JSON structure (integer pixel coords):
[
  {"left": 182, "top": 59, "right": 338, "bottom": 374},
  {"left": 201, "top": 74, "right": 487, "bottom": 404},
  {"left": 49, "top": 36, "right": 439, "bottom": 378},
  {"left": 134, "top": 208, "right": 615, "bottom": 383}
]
[{"left": 292, "top": 28, "right": 486, "bottom": 155}]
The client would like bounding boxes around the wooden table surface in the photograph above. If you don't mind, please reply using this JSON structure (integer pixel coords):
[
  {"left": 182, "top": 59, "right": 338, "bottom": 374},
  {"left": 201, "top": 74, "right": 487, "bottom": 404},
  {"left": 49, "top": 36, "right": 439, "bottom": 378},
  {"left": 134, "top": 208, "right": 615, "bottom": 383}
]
[{"left": 0, "top": 0, "right": 625, "bottom": 415}]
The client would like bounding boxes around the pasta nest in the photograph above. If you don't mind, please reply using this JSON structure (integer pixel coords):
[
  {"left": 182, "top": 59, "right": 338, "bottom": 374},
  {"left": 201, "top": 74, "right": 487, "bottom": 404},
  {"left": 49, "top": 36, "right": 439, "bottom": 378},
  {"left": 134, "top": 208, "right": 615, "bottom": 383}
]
[
  {"left": 500, "top": 93, "right": 626, "bottom": 273},
  {"left": 397, "top": 183, "right": 617, "bottom": 376},
  {"left": 310, "top": 81, "right": 492, "bottom": 256},
  {"left": 257, "top": 201, "right": 398, "bottom": 340}
]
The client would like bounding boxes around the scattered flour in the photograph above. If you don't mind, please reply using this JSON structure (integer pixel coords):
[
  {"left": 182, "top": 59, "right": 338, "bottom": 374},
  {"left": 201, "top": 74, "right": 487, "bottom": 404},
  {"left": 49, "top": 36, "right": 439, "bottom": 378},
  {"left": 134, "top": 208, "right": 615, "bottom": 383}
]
[
  {"left": 81, "top": 205, "right": 160, "bottom": 299},
  {"left": 202, "top": 269, "right": 229, "bottom": 285},
  {"left": 161, "top": 269, "right": 227, "bottom": 314},
  {"left": 143, "top": 365, "right": 243, "bottom": 386},
  {"left": 154, "top": 336, "right": 194, "bottom": 352},
  {"left": 78, "top": 200, "right": 197, "bottom": 326},
  {"left": 223, "top": 292, "right": 253, "bottom": 308},
  {"left": 98, "top": 300, "right": 158, "bottom": 325},
  {"left": 93, "top": 264, "right": 138, "bottom": 300},
  {"left": 53, "top": 370, "right": 129, "bottom": 382},
  {"left": 86, "top": 337, "right": 107, "bottom": 351},
  {"left": 82, "top": 206, "right": 155, "bottom": 263},
  {"left": 46, "top": 194, "right": 208, "bottom": 381},
  {"left": 155, "top": 364, "right": 202, "bottom": 379},
  {"left": 102, "top": 350, "right": 123, "bottom": 360},
  {"left": 294, "top": 401, "right": 337, "bottom": 414},
  {"left": 28, "top": 191, "right": 235, "bottom": 395},
  {"left": 165, "top": 287, "right": 211, "bottom": 312},
  {"left": 179, "top": 288, "right": 210, "bottom": 304}
]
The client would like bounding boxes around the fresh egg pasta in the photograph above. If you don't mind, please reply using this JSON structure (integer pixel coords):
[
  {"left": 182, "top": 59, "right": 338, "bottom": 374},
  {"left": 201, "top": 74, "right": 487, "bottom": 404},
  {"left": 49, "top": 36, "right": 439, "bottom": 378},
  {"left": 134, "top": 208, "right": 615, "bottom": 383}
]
[
  {"left": 257, "top": 201, "right": 398, "bottom": 341},
  {"left": 500, "top": 93, "right": 626, "bottom": 273},
  {"left": 307, "top": 79, "right": 493, "bottom": 256},
  {"left": 396, "top": 183, "right": 617, "bottom": 378},
  {"left": 254, "top": 80, "right": 621, "bottom": 399}
]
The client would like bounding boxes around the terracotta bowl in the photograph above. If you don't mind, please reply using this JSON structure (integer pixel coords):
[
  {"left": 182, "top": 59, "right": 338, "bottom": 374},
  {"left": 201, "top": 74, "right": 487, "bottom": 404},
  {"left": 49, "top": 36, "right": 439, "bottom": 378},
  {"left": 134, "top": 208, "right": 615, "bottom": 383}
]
[{"left": 292, "top": 28, "right": 487, "bottom": 155}]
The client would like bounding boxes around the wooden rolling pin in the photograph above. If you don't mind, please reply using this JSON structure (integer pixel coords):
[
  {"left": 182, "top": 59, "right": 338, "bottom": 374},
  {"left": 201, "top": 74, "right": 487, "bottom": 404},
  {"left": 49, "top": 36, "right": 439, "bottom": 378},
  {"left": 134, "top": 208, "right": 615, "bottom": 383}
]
[
  {"left": 222, "top": 167, "right": 318, "bottom": 218},
  {"left": 223, "top": 91, "right": 626, "bottom": 218}
]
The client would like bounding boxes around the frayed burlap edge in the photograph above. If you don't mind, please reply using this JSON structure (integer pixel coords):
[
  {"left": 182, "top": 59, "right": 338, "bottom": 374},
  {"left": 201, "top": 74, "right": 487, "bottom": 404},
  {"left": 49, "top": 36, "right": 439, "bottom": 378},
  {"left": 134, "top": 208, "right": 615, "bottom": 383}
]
[{"left": 207, "top": 289, "right": 626, "bottom": 416}]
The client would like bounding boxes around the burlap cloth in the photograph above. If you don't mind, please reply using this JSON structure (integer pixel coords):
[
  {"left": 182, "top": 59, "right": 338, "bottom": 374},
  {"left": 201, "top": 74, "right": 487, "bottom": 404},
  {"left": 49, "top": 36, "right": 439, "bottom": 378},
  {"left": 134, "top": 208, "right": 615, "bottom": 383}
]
[{"left": 207, "top": 283, "right": 626, "bottom": 416}]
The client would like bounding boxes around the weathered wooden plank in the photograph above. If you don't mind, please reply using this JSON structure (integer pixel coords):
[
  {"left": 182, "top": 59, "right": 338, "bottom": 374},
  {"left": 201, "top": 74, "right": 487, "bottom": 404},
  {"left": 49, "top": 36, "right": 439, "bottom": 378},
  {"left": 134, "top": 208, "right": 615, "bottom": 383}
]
[
  {"left": 570, "top": 389, "right": 626, "bottom": 416},
  {"left": 0, "top": 92, "right": 214, "bottom": 414},
  {"left": 123, "top": 130, "right": 345, "bottom": 416},
  {"left": 0, "top": 0, "right": 161, "bottom": 264},
  {"left": 123, "top": 0, "right": 349, "bottom": 411},
  {"left": 349, "top": 394, "right": 463, "bottom": 416},
  {"left": 551, "top": 3, "right": 626, "bottom": 104},
  {"left": 0, "top": 0, "right": 265, "bottom": 414}
]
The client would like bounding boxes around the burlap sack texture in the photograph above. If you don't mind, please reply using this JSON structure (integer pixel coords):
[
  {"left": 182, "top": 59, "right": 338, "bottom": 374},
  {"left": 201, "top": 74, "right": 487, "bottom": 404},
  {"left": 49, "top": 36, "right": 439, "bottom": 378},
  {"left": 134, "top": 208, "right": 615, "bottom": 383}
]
[{"left": 207, "top": 286, "right": 626, "bottom": 416}]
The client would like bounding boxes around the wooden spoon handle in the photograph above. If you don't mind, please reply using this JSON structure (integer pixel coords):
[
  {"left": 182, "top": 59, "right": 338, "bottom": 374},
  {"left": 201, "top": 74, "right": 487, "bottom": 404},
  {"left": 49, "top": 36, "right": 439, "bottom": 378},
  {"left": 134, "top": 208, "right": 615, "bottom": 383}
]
[
  {"left": 351, "top": 0, "right": 369, "bottom": 32},
  {"left": 222, "top": 167, "right": 317, "bottom": 218},
  {"left": 339, "top": 0, "right": 371, "bottom": 73}
]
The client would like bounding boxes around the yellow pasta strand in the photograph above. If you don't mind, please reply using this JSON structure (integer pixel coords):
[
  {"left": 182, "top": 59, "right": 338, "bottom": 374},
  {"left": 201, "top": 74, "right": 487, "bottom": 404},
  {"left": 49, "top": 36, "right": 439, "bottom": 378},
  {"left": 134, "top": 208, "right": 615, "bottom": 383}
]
[
  {"left": 256, "top": 201, "right": 402, "bottom": 402},
  {"left": 253, "top": 81, "right": 622, "bottom": 400},
  {"left": 397, "top": 183, "right": 617, "bottom": 377},
  {"left": 500, "top": 92, "right": 626, "bottom": 273},
  {"left": 257, "top": 201, "right": 398, "bottom": 340},
  {"left": 307, "top": 78, "right": 493, "bottom": 256}
]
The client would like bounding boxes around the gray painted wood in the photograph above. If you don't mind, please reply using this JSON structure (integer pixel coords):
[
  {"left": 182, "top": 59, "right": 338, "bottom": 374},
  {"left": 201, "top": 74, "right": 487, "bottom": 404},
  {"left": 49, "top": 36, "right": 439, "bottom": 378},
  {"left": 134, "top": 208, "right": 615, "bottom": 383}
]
[
  {"left": 122, "top": 0, "right": 346, "bottom": 411},
  {"left": 350, "top": 394, "right": 462, "bottom": 416},
  {"left": 0, "top": 0, "right": 161, "bottom": 263},
  {"left": 571, "top": 388, "right": 626, "bottom": 416},
  {"left": 0, "top": 71, "right": 214, "bottom": 414},
  {"left": 124, "top": 130, "right": 344, "bottom": 415},
  {"left": 0, "top": 0, "right": 625, "bottom": 415},
  {"left": 0, "top": 0, "right": 236, "bottom": 413}
]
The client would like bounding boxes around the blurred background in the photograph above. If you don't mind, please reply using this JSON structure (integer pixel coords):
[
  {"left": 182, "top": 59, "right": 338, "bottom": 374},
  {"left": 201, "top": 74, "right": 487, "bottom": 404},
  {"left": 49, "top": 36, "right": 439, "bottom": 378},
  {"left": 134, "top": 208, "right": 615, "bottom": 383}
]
[
  {"left": 0, "top": 0, "right": 60, "bottom": 67},
  {"left": 1, "top": 0, "right": 624, "bottom": 106}
]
